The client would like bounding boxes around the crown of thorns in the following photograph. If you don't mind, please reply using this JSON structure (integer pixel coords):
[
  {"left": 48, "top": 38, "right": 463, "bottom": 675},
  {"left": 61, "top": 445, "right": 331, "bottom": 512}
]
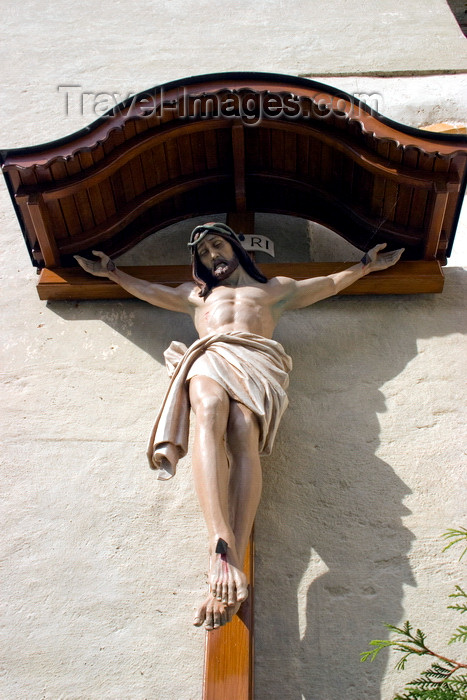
[{"left": 187, "top": 222, "right": 245, "bottom": 250}]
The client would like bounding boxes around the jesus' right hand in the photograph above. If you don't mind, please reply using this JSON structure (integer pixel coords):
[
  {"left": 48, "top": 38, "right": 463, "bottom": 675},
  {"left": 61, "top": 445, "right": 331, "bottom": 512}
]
[{"left": 74, "top": 250, "right": 115, "bottom": 277}]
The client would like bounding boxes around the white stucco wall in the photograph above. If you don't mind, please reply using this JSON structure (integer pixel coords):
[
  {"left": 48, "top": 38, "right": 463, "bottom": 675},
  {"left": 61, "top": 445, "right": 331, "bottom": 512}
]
[{"left": 1, "top": 2, "right": 466, "bottom": 699}]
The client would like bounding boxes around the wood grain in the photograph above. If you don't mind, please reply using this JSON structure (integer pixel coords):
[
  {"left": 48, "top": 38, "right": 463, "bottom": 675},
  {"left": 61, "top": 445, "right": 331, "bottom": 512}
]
[
  {"left": 37, "top": 261, "right": 444, "bottom": 301},
  {"left": 203, "top": 533, "right": 254, "bottom": 700},
  {"left": 4, "top": 75, "right": 466, "bottom": 272}
]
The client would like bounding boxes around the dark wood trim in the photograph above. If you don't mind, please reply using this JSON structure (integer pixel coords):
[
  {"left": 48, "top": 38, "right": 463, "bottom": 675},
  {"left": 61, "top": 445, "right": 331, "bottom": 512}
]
[
  {"left": 37, "top": 261, "right": 444, "bottom": 301},
  {"left": 226, "top": 211, "right": 255, "bottom": 237},
  {"left": 55, "top": 173, "right": 230, "bottom": 254},
  {"left": 15, "top": 120, "right": 231, "bottom": 199},
  {"left": 232, "top": 123, "right": 246, "bottom": 211},
  {"left": 2, "top": 72, "right": 466, "bottom": 290},
  {"left": 262, "top": 120, "right": 459, "bottom": 192},
  {"left": 424, "top": 190, "right": 450, "bottom": 259},
  {"left": 13, "top": 117, "right": 458, "bottom": 201},
  {"left": 26, "top": 193, "right": 60, "bottom": 267}
]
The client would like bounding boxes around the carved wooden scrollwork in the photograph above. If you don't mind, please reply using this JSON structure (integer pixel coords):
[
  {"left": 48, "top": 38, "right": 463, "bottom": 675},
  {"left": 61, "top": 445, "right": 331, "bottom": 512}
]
[{"left": 2, "top": 72, "right": 466, "bottom": 299}]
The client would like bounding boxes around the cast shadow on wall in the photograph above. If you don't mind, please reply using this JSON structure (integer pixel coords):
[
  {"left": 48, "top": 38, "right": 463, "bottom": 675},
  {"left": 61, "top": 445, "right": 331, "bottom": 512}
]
[{"left": 48, "top": 267, "right": 466, "bottom": 700}]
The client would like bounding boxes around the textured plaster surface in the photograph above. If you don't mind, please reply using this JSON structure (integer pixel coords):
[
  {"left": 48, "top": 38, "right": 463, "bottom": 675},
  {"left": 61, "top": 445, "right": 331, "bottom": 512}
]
[
  {"left": 1, "top": 1, "right": 467, "bottom": 699},
  {"left": 1, "top": 0, "right": 467, "bottom": 146}
]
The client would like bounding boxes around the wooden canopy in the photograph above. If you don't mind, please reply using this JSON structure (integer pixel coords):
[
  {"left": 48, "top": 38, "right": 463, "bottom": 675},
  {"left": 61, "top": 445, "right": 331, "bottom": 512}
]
[{"left": 2, "top": 71, "right": 467, "bottom": 299}]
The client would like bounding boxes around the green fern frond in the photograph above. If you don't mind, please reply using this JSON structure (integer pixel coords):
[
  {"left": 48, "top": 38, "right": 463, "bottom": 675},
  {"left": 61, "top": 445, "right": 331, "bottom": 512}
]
[
  {"left": 360, "top": 639, "right": 394, "bottom": 663},
  {"left": 422, "top": 662, "right": 455, "bottom": 679},
  {"left": 395, "top": 684, "right": 467, "bottom": 699},
  {"left": 385, "top": 621, "right": 414, "bottom": 638},
  {"left": 385, "top": 621, "right": 407, "bottom": 634},
  {"left": 449, "top": 674, "right": 467, "bottom": 688},
  {"left": 414, "top": 628, "right": 427, "bottom": 647},
  {"left": 361, "top": 621, "right": 432, "bottom": 666},
  {"left": 394, "top": 687, "right": 466, "bottom": 699},
  {"left": 449, "top": 585, "right": 467, "bottom": 599},
  {"left": 449, "top": 625, "right": 467, "bottom": 644},
  {"left": 363, "top": 530, "right": 467, "bottom": 699},
  {"left": 395, "top": 652, "right": 413, "bottom": 671},
  {"left": 442, "top": 528, "right": 467, "bottom": 560},
  {"left": 383, "top": 622, "right": 429, "bottom": 650},
  {"left": 448, "top": 586, "right": 467, "bottom": 614},
  {"left": 389, "top": 657, "right": 467, "bottom": 697},
  {"left": 448, "top": 603, "right": 467, "bottom": 614}
]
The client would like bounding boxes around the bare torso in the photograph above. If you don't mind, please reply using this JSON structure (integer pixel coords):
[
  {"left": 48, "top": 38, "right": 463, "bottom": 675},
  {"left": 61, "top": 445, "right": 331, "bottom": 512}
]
[{"left": 188, "top": 275, "right": 293, "bottom": 338}]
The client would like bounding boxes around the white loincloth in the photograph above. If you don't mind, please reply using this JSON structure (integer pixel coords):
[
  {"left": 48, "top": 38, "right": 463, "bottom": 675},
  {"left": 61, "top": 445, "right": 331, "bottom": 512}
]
[{"left": 147, "top": 331, "right": 292, "bottom": 480}]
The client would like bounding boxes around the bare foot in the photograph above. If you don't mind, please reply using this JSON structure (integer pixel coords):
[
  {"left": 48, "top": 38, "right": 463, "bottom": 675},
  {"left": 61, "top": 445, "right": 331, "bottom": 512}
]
[
  {"left": 193, "top": 593, "right": 241, "bottom": 630},
  {"left": 210, "top": 538, "right": 248, "bottom": 605}
]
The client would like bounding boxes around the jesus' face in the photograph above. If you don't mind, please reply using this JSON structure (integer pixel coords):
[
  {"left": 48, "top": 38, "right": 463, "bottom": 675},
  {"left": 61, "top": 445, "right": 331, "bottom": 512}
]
[{"left": 196, "top": 234, "right": 240, "bottom": 281}]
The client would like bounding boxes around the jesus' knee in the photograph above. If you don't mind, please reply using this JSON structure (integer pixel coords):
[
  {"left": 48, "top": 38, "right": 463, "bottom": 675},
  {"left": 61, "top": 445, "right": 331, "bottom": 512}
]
[
  {"left": 198, "top": 395, "right": 229, "bottom": 428},
  {"left": 189, "top": 378, "right": 230, "bottom": 433}
]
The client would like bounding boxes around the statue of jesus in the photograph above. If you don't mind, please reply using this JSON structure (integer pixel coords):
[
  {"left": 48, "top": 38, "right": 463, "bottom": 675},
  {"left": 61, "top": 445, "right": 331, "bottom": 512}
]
[{"left": 75, "top": 222, "right": 403, "bottom": 631}]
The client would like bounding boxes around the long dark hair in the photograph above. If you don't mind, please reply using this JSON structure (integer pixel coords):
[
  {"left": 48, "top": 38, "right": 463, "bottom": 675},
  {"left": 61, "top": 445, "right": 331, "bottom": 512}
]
[{"left": 192, "top": 233, "right": 268, "bottom": 298}]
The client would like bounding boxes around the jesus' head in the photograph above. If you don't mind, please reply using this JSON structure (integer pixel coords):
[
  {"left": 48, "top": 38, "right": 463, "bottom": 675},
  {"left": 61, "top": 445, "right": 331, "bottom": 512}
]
[{"left": 188, "top": 222, "right": 267, "bottom": 297}]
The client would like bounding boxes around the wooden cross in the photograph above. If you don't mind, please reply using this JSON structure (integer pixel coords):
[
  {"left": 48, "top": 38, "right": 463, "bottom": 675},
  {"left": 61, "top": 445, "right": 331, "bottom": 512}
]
[{"left": 203, "top": 532, "right": 255, "bottom": 700}]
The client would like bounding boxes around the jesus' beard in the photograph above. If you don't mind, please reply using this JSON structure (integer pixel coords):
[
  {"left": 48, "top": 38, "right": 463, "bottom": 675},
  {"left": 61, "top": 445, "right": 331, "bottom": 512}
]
[{"left": 211, "top": 256, "right": 240, "bottom": 281}]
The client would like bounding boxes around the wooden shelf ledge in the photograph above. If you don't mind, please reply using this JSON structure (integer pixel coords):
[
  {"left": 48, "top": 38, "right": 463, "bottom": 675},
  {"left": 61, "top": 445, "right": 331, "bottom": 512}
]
[{"left": 37, "top": 261, "right": 444, "bottom": 301}]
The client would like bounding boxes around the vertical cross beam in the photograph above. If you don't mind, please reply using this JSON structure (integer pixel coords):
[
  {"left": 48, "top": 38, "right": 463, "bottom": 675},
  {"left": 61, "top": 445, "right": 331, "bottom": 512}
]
[
  {"left": 202, "top": 531, "right": 255, "bottom": 700},
  {"left": 232, "top": 122, "right": 247, "bottom": 212},
  {"left": 226, "top": 211, "right": 255, "bottom": 237}
]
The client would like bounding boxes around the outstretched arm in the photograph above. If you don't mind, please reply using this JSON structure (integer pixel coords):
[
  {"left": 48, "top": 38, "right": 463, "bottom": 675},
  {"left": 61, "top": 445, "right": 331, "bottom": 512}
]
[
  {"left": 74, "top": 251, "right": 194, "bottom": 314},
  {"left": 283, "top": 243, "right": 404, "bottom": 310}
]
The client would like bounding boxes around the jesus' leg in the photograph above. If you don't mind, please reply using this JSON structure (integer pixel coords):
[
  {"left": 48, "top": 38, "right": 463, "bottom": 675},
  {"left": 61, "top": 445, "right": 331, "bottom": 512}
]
[
  {"left": 225, "top": 401, "right": 262, "bottom": 568},
  {"left": 189, "top": 376, "right": 249, "bottom": 626},
  {"left": 193, "top": 397, "right": 262, "bottom": 629}
]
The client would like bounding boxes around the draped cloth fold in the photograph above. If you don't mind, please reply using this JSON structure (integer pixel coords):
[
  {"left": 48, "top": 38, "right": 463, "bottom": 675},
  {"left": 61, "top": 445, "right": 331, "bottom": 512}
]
[{"left": 147, "top": 331, "right": 292, "bottom": 480}]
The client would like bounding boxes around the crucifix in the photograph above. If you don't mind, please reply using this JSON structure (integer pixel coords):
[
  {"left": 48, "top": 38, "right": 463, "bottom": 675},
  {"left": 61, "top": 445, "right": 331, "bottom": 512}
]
[
  {"left": 2, "top": 71, "right": 466, "bottom": 699},
  {"left": 74, "top": 222, "right": 403, "bottom": 696}
]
